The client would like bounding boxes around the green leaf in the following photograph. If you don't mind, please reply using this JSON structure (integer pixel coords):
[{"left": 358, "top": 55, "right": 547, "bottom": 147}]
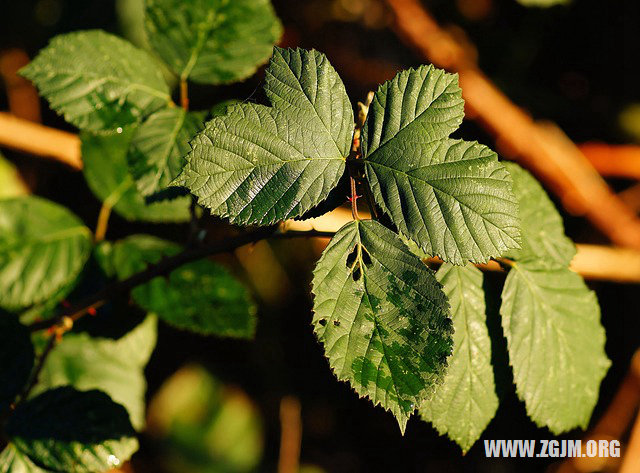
[
  {"left": 419, "top": 264, "right": 498, "bottom": 453},
  {"left": 145, "top": 0, "right": 282, "bottom": 84},
  {"left": 6, "top": 386, "right": 138, "bottom": 473},
  {"left": 0, "top": 196, "right": 92, "bottom": 311},
  {"left": 20, "top": 30, "right": 171, "bottom": 132},
  {"left": 362, "top": 65, "right": 520, "bottom": 264},
  {"left": 111, "top": 235, "right": 257, "bottom": 337},
  {"left": 128, "top": 108, "right": 205, "bottom": 197},
  {"left": 147, "top": 364, "right": 263, "bottom": 473},
  {"left": 503, "top": 162, "right": 575, "bottom": 267},
  {"left": 173, "top": 47, "right": 353, "bottom": 225},
  {"left": 311, "top": 219, "right": 453, "bottom": 432},
  {"left": 500, "top": 262, "right": 610, "bottom": 433},
  {"left": 0, "top": 153, "right": 28, "bottom": 200},
  {"left": 81, "top": 129, "right": 191, "bottom": 222},
  {"left": 0, "top": 444, "right": 51, "bottom": 473},
  {"left": 0, "top": 316, "right": 34, "bottom": 412},
  {"left": 32, "top": 315, "right": 157, "bottom": 431}
]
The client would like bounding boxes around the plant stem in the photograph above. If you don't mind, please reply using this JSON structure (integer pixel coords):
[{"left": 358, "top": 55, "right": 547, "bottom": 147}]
[
  {"left": 350, "top": 176, "right": 360, "bottom": 220},
  {"left": 180, "top": 79, "right": 189, "bottom": 111},
  {"left": 94, "top": 201, "right": 112, "bottom": 242},
  {"left": 15, "top": 333, "right": 58, "bottom": 405}
]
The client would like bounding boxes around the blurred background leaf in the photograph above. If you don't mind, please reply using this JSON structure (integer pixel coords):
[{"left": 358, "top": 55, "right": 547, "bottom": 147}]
[{"left": 147, "top": 364, "right": 263, "bottom": 473}]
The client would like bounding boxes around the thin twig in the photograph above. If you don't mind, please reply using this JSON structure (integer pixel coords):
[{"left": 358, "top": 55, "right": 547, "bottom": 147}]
[
  {"left": 28, "top": 228, "right": 335, "bottom": 333},
  {"left": 15, "top": 333, "right": 58, "bottom": 405}
]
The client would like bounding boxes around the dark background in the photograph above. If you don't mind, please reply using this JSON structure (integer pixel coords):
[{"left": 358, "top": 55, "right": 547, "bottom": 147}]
[{"left": 2, "top": 0, "right": 640, "bottom": 471}]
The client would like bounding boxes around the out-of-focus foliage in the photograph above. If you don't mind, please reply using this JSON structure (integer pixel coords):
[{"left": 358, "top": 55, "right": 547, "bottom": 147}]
[
  {"left": 0, "top": 153, "right": 28, "bottom": 199},
  {"left": 147, "top": 364, "right": 263, "bottom": 473}
]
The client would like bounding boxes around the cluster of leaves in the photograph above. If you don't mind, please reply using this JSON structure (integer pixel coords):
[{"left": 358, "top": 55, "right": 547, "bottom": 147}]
[
  {"left": 170, "top": 46, "right": 609, "bottom": 448},
  {"left": 0, "top": 0, "right": 609, "bottom": 471},
  {"left": 1, "top": 0, "right": 279, "bottom": 471}
]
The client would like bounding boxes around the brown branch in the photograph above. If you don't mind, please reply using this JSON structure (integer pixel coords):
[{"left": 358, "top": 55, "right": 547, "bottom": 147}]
[
  {"left": 619, "top": 183, "right": 640, "bottom": 213},
  {"left": 385, "top": 0, "right": 640, "bottom": 250},
  {"left": 0, "top": 49, "right": 41, "bottom": 122},
  {"left": 580, "top": 142, "right": 640, "bottom": 180},
  {"left": 0, "top": 112, "right": 81, "bottom": 169},
  {"left": 278, "top": 396, "right": 302, "bottom": 473}
]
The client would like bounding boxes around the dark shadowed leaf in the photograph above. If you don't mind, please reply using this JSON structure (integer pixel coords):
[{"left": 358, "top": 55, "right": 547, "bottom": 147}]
[
  {"left": 6, "top": 387, "right": 138, "bottom": 473},
  {"left": 32, "top": 316, "right": 157, "bottom": 430},
  {"left": 0, "top": 316, "right": 34, "bottom": 412},
  {"left": 128, "top": 108, "right": 205, "bottom": 197},
  {"left": 109, "top": 235, "right": 256, "bottom": 337}
]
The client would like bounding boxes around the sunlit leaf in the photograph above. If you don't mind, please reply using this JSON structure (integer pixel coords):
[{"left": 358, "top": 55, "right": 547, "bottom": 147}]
[
  {"left": 0, "top": 197, "right": 91, "bottom": 311},
  {"left": 503, "top": 162, "right": 575, "bottom": 267},
  {"left": 21, "top": 30, "right": 170, "bottom": 131},
  {"left": 173, "top": 47, "right": 353, "bottom": 225},
  {"left": 500, "top": 261, "right": 610, "bottom": 433},
  {"left": 420, "top": 264, "right": 497, "bottom": 452},
  {"left": 362, "top": 65, "right": 520, "bottom": 264}
]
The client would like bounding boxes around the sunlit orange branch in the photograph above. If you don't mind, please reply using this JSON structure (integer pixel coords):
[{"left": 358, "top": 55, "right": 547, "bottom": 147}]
[
  {"left": 580, "top": 142, "right": 640, "bottom": 180},
  {"left": 285, "top": 209, "right": 640, "bottom": 283},
  {"left": 384, "top": 0, "right": 640, "bottom": 251},
  {"left": 0, "top": 112, "right": 81, "bottom": 169}
]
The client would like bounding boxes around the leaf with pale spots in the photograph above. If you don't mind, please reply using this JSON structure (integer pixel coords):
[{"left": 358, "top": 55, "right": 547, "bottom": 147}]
[
  {"left": 172, "top": 47, "right": 353, "bottom": 225},
  {"left": 6, "top": 386, "right": 138, "bottom": 473},
  {"left": 362, "top": 65, "right": 520, "bottom": 264},
  {"left": 420, "top": 264, "right": 498, "bottom": 452},
  {"left": 311, "top": 219, "right": 453, "bottom": 432}
]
